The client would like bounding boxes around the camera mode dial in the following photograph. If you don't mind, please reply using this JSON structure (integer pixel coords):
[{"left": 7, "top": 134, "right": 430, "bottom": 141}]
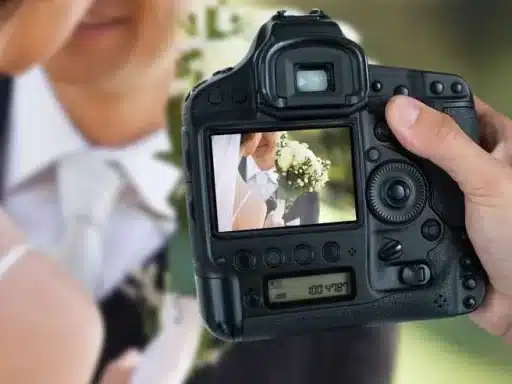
[{"left": 367, "top": 162, "right": 427, "bottom": 224}]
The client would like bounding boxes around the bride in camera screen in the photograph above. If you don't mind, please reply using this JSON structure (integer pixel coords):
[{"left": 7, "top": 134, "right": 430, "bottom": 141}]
[{"left": 211, "top": 127, "right": 357, "bottom": 232}]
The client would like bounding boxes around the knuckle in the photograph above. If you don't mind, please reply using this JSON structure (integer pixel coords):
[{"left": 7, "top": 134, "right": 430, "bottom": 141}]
[{"left": 433, "top": 113, "right": 461, "bottom": 147}]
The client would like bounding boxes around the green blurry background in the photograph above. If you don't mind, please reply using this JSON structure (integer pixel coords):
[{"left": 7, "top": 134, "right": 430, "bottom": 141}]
[{"left": 169, "top": 0, "right": 512, "bottom": 382}]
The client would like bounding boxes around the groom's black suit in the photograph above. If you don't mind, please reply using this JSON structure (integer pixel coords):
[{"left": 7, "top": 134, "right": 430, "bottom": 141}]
[{"left": 238, "top": 157, "right": 320, "bottom": 225}]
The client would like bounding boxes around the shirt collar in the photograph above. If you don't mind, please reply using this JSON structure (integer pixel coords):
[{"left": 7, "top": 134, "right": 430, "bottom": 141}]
[
  {"left": 245, "top": 155, "right": 278, "bottom": 183},
  {"left": 6, "top": 67, "right": 87, "bottom": 190},
  {"left": 6, "top": 67, "right": 181, "bottom": 218}
]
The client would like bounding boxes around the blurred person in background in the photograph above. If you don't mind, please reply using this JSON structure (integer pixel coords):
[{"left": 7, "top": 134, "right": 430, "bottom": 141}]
[
  {"left": 3, "top": 0, "right": 397, "bottom": 382},
  {"left": 0, "top": 210, "right": 104, "bottom": 384},
  {"left": 1, "top": 0, "right": 204, "bottom": 383},
  {"left": 0, "top": 0, "right": 104, "bottom": 383}
]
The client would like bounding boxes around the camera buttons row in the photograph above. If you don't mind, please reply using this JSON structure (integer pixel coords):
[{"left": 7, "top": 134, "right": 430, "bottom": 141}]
[
  {"left": 371, "top": 80, "right": 466, "bottom": 97},
  {"left": 234, "top": 243, "right": 343, "bottom": 271}
]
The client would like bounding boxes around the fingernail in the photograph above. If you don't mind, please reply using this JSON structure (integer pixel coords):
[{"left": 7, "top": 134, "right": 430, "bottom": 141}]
[{"left": 389, "top": 97, "right": 421, "bottom": 130}]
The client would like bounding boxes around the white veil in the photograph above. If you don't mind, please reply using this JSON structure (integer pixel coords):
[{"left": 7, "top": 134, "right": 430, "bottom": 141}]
[{"left": 212, "top": 134, "right": 241, "bottom": 232}]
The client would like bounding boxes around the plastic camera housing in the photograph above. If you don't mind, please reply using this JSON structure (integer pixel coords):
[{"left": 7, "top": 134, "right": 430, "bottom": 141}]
[{"left": 181, "top": 9, "right": 488, "bottom": 341}]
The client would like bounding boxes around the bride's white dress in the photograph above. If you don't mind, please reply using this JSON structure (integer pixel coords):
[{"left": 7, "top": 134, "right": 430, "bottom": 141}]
[{"left": 212, "top": 133, "right": 247, "bottom": 232}]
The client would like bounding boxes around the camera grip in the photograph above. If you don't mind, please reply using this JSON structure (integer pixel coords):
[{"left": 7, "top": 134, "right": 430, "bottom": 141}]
[
  {"left": 443, "top": 106, "right": 479, "bottom": 143},
  {"left": 417, "top": 106, "right": 478, "bottom": 228}
]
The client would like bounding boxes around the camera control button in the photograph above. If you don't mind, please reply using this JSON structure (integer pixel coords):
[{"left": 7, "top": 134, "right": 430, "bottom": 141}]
[
  {"left": 421, "top": 219, "right": 442, "bottom": 241},
  {"left": 430, "top": 81, "right": 445, "bottom": 95},
  {"left": 463, "top": 277, "right": 477, "bottom": 290},
  {"left": 378, "top": 239, "right": 403, "bottom": 262},
  {"left": 264, "top": 248, "right": 283, "bottom": 268},
  {"left": 374, "top": 122, "right": 393, "bottom": 142},
  {"left": 399, "top": 263, "right": 431, "bottom": 287},
  {"left": 294, "top": 245, "right": 314, "bottom": 265},
  {"left": 451, "top": 82, "right": 464, "bottom": 94},
  {"left": 463, "top": 296, "right": 476, "bottom": 310},
  {"left": 208, "top": 88, "right": 223, "bottom": 105},
  {"left": 234, "top": 250, "right": 256, "bottom": 271},
  {"left": 371, "top": 81, "right": 382, "bottom": 92},
  {"left": 365, "top": 147, "right": 380, "bottom": 163},
  {"left": 394, "top": 85, "right": 409, "bottom": 96},
  {"left": 383, "top": 179, "right": 411, "bottom": 208},
  {"left": 322, "top": 242, "right": 340, "bottom": 262}
]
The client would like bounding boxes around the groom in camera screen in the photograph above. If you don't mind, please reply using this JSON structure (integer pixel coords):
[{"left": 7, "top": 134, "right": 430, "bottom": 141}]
[{"left": 238, "top": 132, "right": 320, "bottom": 225}]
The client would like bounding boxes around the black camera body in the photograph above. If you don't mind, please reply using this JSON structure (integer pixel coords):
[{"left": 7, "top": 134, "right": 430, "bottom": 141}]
[{"left": 181, "top": 9, "right": 487, "bottom": 341}]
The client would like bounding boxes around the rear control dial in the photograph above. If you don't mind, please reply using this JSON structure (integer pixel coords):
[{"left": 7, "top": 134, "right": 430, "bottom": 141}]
[{"left": 367, "top": 162, "right": 427, "bottom": 224}]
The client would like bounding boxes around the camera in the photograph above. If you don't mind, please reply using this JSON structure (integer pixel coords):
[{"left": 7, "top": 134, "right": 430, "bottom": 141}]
[{"left": 181, "top": 9, "right": 488, "bottom": 341}]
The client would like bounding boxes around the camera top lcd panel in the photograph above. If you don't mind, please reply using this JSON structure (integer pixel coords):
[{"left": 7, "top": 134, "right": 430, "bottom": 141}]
[{"left": 181, "top": 9, "right": 487, "bottom": 341}]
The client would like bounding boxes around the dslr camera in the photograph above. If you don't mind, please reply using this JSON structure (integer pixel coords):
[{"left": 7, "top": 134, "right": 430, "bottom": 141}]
[{"left": 181, "top": 9, "right": 487, "bottom": 341}]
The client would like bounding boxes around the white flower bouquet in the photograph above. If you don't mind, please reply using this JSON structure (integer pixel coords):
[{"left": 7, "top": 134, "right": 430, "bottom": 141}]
[{"left": 275, "top": 132, "right": 331, "bottom": 210}]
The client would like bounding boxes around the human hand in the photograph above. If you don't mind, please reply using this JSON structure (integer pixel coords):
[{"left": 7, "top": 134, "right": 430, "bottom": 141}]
[
  {"left": 264, "top": 211, "right": 284, "bottom": 227},
  {"left": 99, "top": 349, "right": 141, "bottom": 384},
  {"left": 0, "top": 0, "right": 93, "bottom": 74},
  {"left": 385, "top": 95, "right": 512, "bottom": 343},
  {"left": 0, "top": 209, "right": 103, "bottom": 384},
  {"left": 265, "top": 200, "right": 285, "bottom": 227}
]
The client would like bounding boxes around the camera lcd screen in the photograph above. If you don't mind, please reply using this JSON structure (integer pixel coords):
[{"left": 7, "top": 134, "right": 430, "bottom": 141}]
[
  {"left": 267, "top": 271, "right": 353, "bottom": 304},
  {"left": 211, "top": 127, "right": 357, "bottom": 232}
]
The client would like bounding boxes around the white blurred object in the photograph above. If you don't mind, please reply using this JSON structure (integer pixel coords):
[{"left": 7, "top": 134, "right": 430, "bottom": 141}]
[
  {"left": 286, "top": 218, "right": 301, "bottom": 226},
  {"left": 274, "top": 199, "right": 286, "bottom": 218},
  {"left": 131, "top": 294, "right": 203, "bottom": 384},
  {"left": 171, "top": 3, "right": 372, "bottom": 92},
  {"left": 265, "top": 199, "right": 286, "bottom": 228}
]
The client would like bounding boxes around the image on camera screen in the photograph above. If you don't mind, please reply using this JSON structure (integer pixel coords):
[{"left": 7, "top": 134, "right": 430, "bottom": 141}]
[{"left": 211, "top": 127, "right": 357, "bottom": 232}]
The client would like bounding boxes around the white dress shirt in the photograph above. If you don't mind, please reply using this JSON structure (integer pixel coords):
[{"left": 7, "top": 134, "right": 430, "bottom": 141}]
[
  {"left": 245, "top": 155, "right": 278, "bottom": 201},
  {"left": 2, "top": 67, "right": 182, "bottom": 300},
  {"left": 2, "top": 67, "right": 204, "bottom": 384}
]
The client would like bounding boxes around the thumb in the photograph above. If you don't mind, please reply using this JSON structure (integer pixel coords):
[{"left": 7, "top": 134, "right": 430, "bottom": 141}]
[{"left": 385, "top": 96, "right": 506, "bottom": 198}]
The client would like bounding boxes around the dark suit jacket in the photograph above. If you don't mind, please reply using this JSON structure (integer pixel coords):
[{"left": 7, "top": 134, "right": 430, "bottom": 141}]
[
  {"left": 1, "top": 77, "right": 397, "bottom": 384},
  {"left": 283, "top": 191, "right": 320, "bottom": 225},
  {"left": 187, "top": 326, "right": 397, "bottom": 384}
]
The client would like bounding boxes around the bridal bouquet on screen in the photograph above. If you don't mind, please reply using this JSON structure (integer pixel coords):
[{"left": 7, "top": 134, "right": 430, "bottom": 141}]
[{"left": 275, "top": 132, "right": 331, "bottom": 212}]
